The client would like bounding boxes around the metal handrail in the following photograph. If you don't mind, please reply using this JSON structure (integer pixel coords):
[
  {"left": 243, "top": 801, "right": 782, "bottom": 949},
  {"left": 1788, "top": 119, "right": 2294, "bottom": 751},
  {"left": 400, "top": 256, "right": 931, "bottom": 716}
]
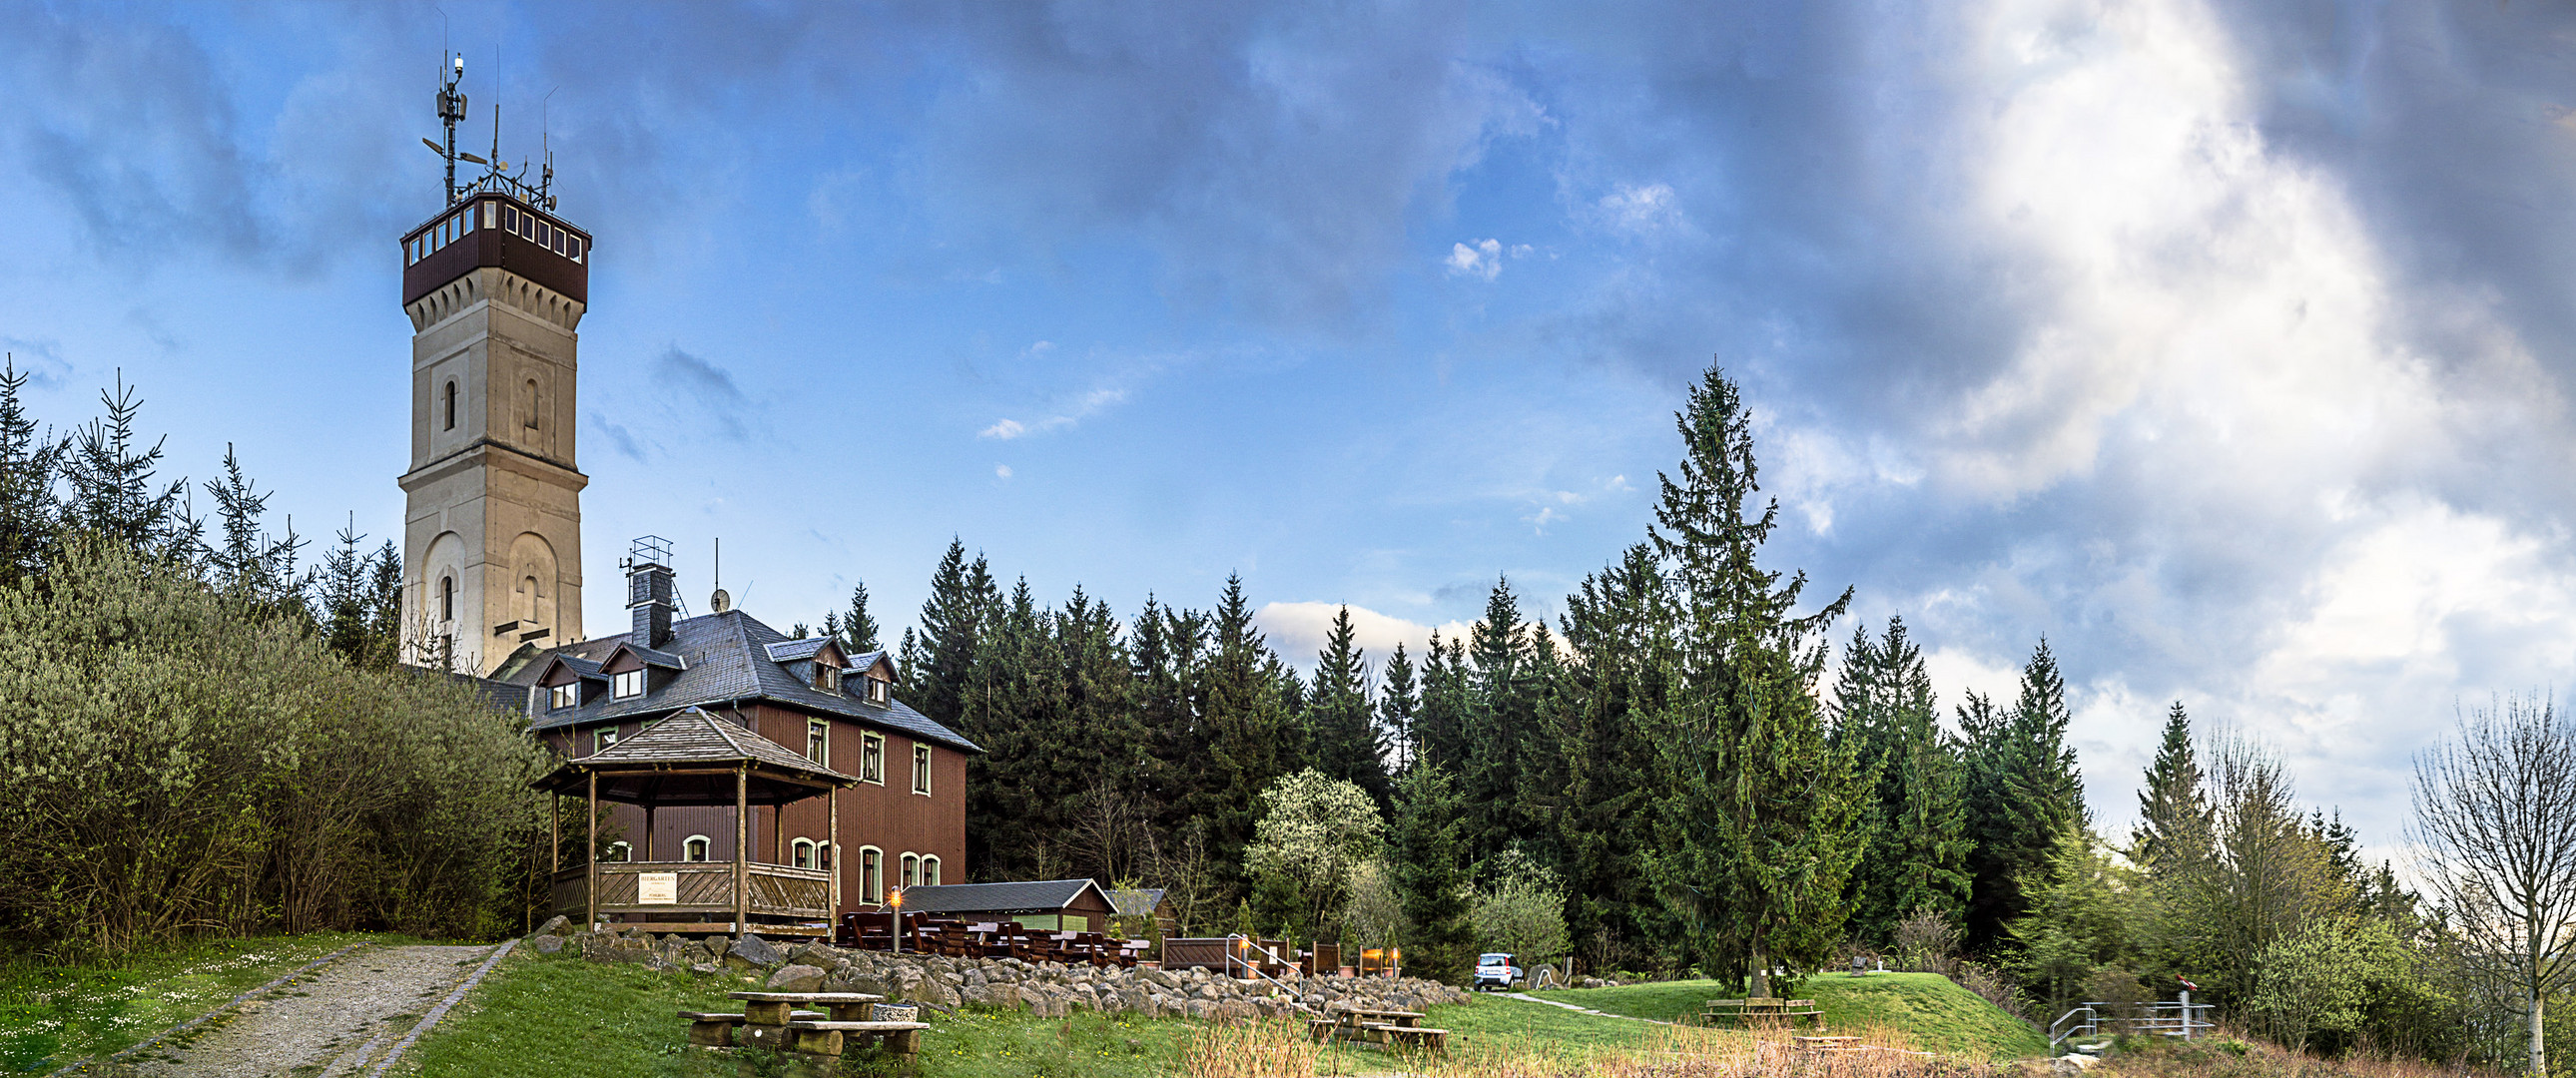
[
  {"left": 2053, "top": 1000, "right": 2218, "bottom": 1051},
  {"left": 2050, "top": 1006, "right": 2100, "bottom": 1051},
  {"left": 1223, "top": 933, "right": 1301, "bottom": 995}
]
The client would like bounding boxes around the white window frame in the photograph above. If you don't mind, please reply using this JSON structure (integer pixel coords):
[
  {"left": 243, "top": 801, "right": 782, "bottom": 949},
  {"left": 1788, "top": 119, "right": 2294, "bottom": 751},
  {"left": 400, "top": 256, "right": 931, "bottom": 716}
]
[
  {"left": 595, "top": 726, "right": 618, "bottom": 755},
  {"left": 684, "top": 834, "right": 711, "bottom": 862},
  {"left": 791, "top": 837, "right": 816, "bottom": 869},
  {"left": 549, "top": 683, "right": 577, "bottom": 711},
  {"left": 867, "top": 677, "right": 890, "bottom": 706},
  {"left": 901, "top": 852, "right": 920, "bottom": 889},
  {"left": 859, "top": 732, "right": 885, "bottom": 785},
  {"left": 611, "top": 669, "right": 643, "bottom": 699},
  {"left": 912, "top": 745, "right": 933, "bottom": 796},
  {"left": 815, "top": 665, "right": 841, "bottom": 693},
  {"left": 605, "top": 840, "right": 630, "bottom": 862},
  {"left": 860, "top": 846, "right": 884, "bottom": 903},
  {"left": 807, "top": 720, "right": 829, "bottom": 765},
  {"left": 921, "top": 854, "right": 941, "bottom": 887}
]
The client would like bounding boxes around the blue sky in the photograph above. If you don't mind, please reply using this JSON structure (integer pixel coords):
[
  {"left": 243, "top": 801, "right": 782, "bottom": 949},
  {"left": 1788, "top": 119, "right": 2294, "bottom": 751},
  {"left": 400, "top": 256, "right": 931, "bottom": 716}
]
[{"left": 8, "top": 1, "right": 2576, "bottom": 852}]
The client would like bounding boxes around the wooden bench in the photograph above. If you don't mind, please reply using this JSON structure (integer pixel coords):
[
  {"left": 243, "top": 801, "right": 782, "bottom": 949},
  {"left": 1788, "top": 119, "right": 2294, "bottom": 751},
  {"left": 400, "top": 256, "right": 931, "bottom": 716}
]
[
  {"left": 783, "top": 1019, "right": 934, "bottom": 1057},
  {"left": 1797, "top": 1035, "right": 1864, "bottom": 1053},
  {"left": 1308, "top": 1009, "right": 1446, "bottom": 1054},
  {"left": 1702, "top": 997, "right": 1822, "bottom": 1028}
]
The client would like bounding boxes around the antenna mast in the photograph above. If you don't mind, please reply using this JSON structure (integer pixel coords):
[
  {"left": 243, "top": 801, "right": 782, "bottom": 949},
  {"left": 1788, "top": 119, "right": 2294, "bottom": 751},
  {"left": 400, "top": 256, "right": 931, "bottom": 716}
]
[{"left": 435, "top": 53, "right": 466, "bottom": 205}]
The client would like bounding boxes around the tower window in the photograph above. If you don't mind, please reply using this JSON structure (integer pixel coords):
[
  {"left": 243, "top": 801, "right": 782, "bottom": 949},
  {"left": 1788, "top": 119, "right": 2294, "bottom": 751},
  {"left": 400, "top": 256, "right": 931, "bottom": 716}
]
[
  {"left": 438, "top": 575, "right": 454, "bottom": 621},
  {"left": 442, "top": 380, "right": 457, "bottom": 431},
  {"left": 523, "top": 380, "right": 539, "bottom": 430}
]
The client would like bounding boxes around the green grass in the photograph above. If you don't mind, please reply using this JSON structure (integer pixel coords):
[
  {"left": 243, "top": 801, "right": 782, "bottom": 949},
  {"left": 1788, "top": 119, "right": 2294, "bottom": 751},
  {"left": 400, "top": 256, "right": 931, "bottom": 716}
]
[
  {"left": 1416, "top": 992, "right": 1665, "bottom": 1058},
  {"left": 1529, "top": 972, "right": 2049, "bottom": 1059},
  {"left": 399, "top": 948, "right": 1214, "bottom": 1078},
  {"left": 0, "top": 931, "right": 402, "bottom": 1074}
]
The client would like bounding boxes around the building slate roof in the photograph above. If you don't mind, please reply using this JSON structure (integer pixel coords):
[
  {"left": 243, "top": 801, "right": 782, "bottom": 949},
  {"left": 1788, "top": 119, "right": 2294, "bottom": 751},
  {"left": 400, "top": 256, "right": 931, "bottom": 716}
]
[
  {"left": 763, "top": 637, "right": 835, "bottom": 663},
  {"left": 510, "top": 608, "right": 981, "bottom": 754},
  {"left": 896, "top": 878, "right": 1112, "bottom": 915},
  {"left": 567, "top": 707, "right": 857, "bottom": 782}
]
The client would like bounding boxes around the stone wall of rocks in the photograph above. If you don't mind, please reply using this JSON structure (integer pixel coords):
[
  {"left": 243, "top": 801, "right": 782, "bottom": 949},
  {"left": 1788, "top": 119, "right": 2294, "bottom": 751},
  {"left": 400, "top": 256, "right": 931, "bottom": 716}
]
[{"left": 528, "top": 916, "right": 1471, "bottom": 1022}]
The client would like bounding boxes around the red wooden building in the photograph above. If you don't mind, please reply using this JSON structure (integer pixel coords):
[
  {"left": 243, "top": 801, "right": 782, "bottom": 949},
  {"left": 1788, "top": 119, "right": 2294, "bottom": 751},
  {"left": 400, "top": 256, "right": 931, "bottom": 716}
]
[{"left": 503, "top": 539, "right": 980, "bottom": 925}]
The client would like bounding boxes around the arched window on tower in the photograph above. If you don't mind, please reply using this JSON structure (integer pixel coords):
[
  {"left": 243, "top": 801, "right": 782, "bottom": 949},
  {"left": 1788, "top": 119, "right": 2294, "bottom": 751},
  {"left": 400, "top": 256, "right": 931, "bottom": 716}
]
[
  {"left": 523, "top": 379, "right": 540, "bottom": 430},
  {"left": 438, "top": 575, "right": 455, "bottom": 622},
  {"left": 518, "top": 576, "right": 539, "bottom": 624},
  {"left": 442, "top": 380, "right": 457, "bottom": 431}
]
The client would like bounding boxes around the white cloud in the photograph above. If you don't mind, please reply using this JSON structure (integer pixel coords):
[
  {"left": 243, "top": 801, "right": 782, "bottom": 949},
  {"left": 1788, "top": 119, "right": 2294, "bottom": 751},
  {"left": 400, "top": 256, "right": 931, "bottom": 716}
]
[
  {"left": 979, "top": 386, "right": 1131, "bottom": 439},
  {"left": 1598, "top": 183, "right": 1682, "bottom": 237},
  {"left": 1255, "top": 602, "right": 1475, "bottom": 671},
  {"left": 993, "top": 464, "right": 1012, "bottom": 479},
  {"left": 1446, "top": 239, "right": 1503, "bottom": 280}
]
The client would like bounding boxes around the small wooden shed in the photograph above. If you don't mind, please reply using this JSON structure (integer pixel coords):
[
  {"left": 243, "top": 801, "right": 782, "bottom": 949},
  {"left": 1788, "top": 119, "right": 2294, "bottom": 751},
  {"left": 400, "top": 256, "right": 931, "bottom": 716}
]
[
  {"left": 532, "top": 707, "right": 860, "bottom": 936},
  {"left": 894, "top": 879, "right": 1119, "bottom": 933}
]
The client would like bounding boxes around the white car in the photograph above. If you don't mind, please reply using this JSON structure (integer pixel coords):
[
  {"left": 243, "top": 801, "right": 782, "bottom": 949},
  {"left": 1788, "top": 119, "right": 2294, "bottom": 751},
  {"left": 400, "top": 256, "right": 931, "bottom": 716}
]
[{"left": 1474, "top": 952, "right": 1522, "bottom": 991}]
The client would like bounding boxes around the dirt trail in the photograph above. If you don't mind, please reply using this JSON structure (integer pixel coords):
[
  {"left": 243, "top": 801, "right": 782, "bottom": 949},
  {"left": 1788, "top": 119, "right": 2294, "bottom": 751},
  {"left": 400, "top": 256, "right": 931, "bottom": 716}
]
[{"left": 117, "top": 944, "right": 494, "bottom": 1078}]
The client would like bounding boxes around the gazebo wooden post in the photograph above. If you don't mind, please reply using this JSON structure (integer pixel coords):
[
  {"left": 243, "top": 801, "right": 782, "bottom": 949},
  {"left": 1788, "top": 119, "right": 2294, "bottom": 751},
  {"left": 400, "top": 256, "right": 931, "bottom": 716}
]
[
  {"left": 734, "top": 766, "right": 749, "bottom": 936},
  {"left": 584, "top": 772, "right": 599, "bottom": 930},
  {"left": 644, "top": 803, "right": 655, "bottom": 862},
  {"left": 827, "top": 787, "right": 841, "bottom": 915},
  {"left": 549, "top": 793, "right": 560, "bottom": 874},
  {"left": 772, "top": 804, "right": 783, "bottom": 866}
]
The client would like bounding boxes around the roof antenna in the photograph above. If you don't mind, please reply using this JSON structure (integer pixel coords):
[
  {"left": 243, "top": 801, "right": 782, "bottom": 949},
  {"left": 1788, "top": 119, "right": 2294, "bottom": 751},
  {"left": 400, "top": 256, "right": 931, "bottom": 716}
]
[{"left": 710, "top": 538, "right": 732, "bottom": 613}]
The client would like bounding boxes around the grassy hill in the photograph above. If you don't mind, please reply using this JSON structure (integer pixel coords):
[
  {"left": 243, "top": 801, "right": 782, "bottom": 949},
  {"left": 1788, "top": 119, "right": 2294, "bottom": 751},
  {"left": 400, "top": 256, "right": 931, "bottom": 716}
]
[{"left": 1529, "top": 971, "right": 2049, "bottom": 1059}]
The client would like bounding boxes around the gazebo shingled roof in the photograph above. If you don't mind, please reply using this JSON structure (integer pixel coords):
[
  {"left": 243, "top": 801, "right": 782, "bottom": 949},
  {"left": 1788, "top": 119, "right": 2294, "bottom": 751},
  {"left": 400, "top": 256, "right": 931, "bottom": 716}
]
[{"left": 532, "top": 706, "right": 858, "bottom": 806}]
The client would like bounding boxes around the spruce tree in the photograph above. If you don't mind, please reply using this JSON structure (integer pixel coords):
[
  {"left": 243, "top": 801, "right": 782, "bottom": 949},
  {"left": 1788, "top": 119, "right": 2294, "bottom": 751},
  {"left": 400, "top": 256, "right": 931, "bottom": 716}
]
[
  {"left": 1559, "top": 542, "right": 1677, "bottom": 970},
  {"left": 1960, "top": 639, "right": 2086, "bottom": 950},
  {"left": 1377, "top": 642, "right": 1419, "bottom": 775},
  {"left": 1463, "top": 578, "right": 1538, "bottom": 867},
  {"left": 0, "top": 357, "right": 62, "bottom": 584},
  {"left": 1640, "top": 363, "right": 1861, "bottom": 996},
  {"left": 2133, "top": 702, "right": 2207, "bottom": 868},
  {"left": 60, "top": 373, "right": 186, "bottom": 556},
  {"left": 840, "top": 581, "right": 881, "bottom": 652},
  {"left": 1388, "top": 764, "right": 1473, "bottom": 982},
  {"left": 1193, "top": 574, "right": 1298, "bottom": 906},
  {"left": 1304, "top": 606, "right": 1389, "bottom": 808},
  {"left": 1833, "top": 617, "right": 1970, "bottom": 943},
  {"left": 909, "top": 538, "right": 997, "bottom": 732},
  {"left": 1414, "top": 631, "right": 1472, "bottom": 776}
]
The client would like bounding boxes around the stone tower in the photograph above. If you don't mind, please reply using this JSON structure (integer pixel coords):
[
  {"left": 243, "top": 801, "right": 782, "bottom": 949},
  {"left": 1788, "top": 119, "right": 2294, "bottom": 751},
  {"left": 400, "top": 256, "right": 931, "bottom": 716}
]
[{"left": 396, "top": 192, "right": 592, "bottom": 675}]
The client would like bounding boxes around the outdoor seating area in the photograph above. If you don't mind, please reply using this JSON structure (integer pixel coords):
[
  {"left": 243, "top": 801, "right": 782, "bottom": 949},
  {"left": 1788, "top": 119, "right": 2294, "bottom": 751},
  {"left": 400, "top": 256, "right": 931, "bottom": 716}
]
[
  {"left": 1307, "top": 1006, "right": 1448, "bottom": 1053},
  {"left": 834, "top": 911, "right": 1149, "bottom": 966},
  {"left": 679, "top": 990, "right": 929, "bottom": 1070},
  {"left": 1701, "top": 997, "right": 1823, "bottom": 1028}
]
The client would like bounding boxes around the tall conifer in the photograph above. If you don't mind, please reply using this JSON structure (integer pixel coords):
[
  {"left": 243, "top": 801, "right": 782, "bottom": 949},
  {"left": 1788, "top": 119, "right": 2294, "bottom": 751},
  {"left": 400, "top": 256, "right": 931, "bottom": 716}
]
[
  {"left": 1305, "top": 606, "right": 1389, "bottom": 808},
  {"left": 1640, "top": 363, "right": 1861, "bottom": 996},
  {"left": 2133, "top": 702, "right": 2207, "bottom": 868}
]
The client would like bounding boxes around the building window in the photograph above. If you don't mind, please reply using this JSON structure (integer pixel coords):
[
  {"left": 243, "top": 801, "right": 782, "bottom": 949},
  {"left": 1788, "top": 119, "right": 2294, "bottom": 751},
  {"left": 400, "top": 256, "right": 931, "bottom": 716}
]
[
  {"left": 605, "top": 841, "right": 630, "bottom": 862},
  {"left": 860, "top": 733, "right": 884, "bottom": 785},
  {"left": 612, "top": 670, "right": 643, "bottom": 700},
  {"left": 792, "top": 838, "right": 816, "bottom": 869},
  {"left": 866, "top": 677, "right": 889, "bottom": 706},
  {"left": 443, "top": 380, "right": 457, "bottom": 430},
  {"left": 568, "top": 236, "right": 583, "bottom": 263},
  {"left": 438, "top": 575, "right": 454, "bottom": 621},
  {"left": 549, "top": 683, "right": 578, "bottom": 711},
  {"left": 901, "top": 853, "right": 920, "bottom": 889},
  {"left": 523, "top": 379, "right": 540, "bottom": 430},
  {"left": 595, "top": 726, "right": 618, "bottom": 755},
  {"left": 922, "top": 855, "right": 941, "bottom": 887},
  {"left": 684, "top": 835, "right": 710, "bottom": 862},
  {"left": 806, "top": 720, "right": 828, "bottom": 765},
  {"left": 912, "top": 745, "right": 933, "bottom": 796},
  {"left": 814, "top": 665, "right": 841, "bottom": 693},
  {"left": 861, "top": 846, "right": 883, "bottom": 903}
]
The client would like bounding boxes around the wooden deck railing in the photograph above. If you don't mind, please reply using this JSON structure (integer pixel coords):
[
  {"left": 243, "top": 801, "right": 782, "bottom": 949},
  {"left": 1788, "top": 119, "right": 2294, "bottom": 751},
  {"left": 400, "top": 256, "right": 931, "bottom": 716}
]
[{"left": 553, "top": 860, "right": 834, "bottom": 921}]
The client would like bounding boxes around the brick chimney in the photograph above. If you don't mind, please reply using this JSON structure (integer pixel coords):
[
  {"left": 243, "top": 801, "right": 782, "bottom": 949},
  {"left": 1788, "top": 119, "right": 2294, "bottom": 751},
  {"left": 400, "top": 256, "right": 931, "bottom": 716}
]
[{"left": 625, "top": 535, "right": 676, "bottom": 649}]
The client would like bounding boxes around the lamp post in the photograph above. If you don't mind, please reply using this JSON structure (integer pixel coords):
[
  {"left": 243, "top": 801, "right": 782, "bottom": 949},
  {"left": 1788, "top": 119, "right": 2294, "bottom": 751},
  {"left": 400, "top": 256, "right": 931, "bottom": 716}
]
[{"left": 890, "top": 887, "right": 905, "bottom": 955}]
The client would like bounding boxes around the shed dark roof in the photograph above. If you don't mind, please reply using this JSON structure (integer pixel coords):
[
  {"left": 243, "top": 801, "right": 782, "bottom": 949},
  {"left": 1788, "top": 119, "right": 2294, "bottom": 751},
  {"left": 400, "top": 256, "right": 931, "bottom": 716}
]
[
  {"left": 896, "top": 879, "right": 1112, "bottom": 915},
  {"left": 510, "top": 609, "right": 979, "bottom": 753},
  {"left": 568, "top": 707, "right": 853, "bottom": 779}
]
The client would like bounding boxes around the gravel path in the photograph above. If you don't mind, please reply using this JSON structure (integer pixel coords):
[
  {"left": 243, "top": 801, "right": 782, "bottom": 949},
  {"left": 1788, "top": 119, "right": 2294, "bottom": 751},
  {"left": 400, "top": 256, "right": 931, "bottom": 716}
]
[
  {"left": 1503, "top": 990, "right": 1676, "bottom": 1025},
  {"left": 117, "top": 945, "right": 495, "bottom": 1078}
]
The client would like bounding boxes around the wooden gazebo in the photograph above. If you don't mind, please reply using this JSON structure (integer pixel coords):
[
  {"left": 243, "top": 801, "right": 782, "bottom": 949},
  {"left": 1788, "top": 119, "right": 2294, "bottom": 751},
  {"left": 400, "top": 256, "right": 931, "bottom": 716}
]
[{"left": 533, "top": 707, "right": 859, "bottom": 936}]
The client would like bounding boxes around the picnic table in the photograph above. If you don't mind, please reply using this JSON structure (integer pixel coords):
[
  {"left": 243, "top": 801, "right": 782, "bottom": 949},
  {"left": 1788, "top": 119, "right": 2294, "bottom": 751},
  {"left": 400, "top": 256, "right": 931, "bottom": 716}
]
[
  {"left": 678, "top": 990, "right": 931, "bottom": 1066},
  {"left": 1307, "top": 1006, "right": 1448, "bottom": 1053},
  {"left": 1701, "top": 997, "right": 1823, "bottom": 1028}
]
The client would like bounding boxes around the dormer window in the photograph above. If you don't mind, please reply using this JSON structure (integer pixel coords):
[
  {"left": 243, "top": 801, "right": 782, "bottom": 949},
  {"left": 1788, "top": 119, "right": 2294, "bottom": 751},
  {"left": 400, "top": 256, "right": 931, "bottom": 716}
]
[
  {"left": 814, "top": 665, "right": 841, "bottom": 693},
  {"left": 548, "top": 684, "right": 578, "bottom": 710},
  {"left": 612, "top": 670, "right": 643, "bottom": 699},
  {"left": 866, "top": 676, "right": 890, "bottom": 707}
]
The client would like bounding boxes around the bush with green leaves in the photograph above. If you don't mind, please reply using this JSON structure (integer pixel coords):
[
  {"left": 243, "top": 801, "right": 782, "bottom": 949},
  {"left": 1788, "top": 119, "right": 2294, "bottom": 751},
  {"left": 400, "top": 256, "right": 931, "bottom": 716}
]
[{"left": 1473, "top": 848, "right": 1571, "bottom": 965}]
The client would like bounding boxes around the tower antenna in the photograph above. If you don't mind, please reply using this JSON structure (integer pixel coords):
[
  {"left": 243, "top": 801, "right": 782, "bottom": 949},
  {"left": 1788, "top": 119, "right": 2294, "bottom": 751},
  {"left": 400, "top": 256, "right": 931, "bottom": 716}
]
[{"left": 432, "top": 49, "right": 466, "bottom": 204}]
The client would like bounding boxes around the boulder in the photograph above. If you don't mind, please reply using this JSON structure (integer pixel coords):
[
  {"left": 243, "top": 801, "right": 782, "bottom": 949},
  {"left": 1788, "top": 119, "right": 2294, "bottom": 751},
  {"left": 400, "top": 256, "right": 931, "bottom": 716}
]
[
  {"left": 535, "top": 915, "right": 572, "bottom": 936},
  {"left": 727, "top": 934, "right": 785, "bottom": 969},
  {"left": 766, "top": 964, "right": 829, "bottom": 993}
]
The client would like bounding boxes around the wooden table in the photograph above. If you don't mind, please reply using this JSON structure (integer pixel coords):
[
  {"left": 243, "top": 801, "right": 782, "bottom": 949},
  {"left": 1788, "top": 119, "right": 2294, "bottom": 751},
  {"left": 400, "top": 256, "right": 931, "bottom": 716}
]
[
  {"left": 1308, "top": 1007, "right": 1447, "bottom": 1052},
  {"left": 716, "top": 991, "right": 889, "bottom": 1051},
  {"left": 1701, "top": 997, "right": 1822, "bottom": 1028}
]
